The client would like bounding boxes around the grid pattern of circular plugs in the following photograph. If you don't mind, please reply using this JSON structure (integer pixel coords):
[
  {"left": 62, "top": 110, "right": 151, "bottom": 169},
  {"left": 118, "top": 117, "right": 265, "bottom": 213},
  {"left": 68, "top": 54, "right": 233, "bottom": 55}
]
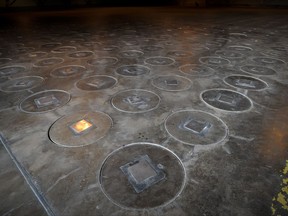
[{"left": 2, "top": 17, "right": 287, "bottom": 213}]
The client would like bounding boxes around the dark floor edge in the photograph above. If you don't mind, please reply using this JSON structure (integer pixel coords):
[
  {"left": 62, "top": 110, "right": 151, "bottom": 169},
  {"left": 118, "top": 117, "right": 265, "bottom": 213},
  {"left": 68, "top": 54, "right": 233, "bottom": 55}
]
[{"left": 0, "top": 133, "right": 56, "bottom": 216}]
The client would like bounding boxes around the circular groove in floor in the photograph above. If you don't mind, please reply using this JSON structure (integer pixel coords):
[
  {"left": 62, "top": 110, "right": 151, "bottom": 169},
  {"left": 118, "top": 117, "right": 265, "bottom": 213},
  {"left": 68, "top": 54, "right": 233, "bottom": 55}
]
[
  {"left": 52, "top": 46, "right": 77, "bottom": 53},
  {"left": 165, "top": 110, "right": 228, "bottom": 145},
  {"left": 151, "top": 75, "right": 192, "bottom": 92},
  {"left": 116, "top": 65, "right": 150, "bottom": 77},
  {"left": 179, "top": 64, "right": 215, "bottom": 77},
  {"left": 20, "top": 90, "right": 71, "bottom": 113},
  {"left": 201, "top": 89, "right": 252, "bottom": 112},
  {"left": 49, "top": 111, "right": 112, "bottom": 147},
  {"left": 227, "top": 45, "right": 253, "bottom": 52},
  {"left": 26, "top": 51, "right": 48, "bottom": 58},
  {"left": 145, "top": 56, "right": 175, "bottom": 66},
  {"left": 99, "top": 143, "right": 186, "bottom": 209},
  {"left": 167, "top": 50, "right": 193, "bottom": 59},
  {"left": 0, "top": 65, "right": 26, "bottom": 77},
  {"left": 199, "top": 56, "right": 231, "bottom": 66},
  {"left": 87, "top": 57, "right": 118, "bottom": 66},
  {"left": 224, "top": 75, "right": 268, "bottom": 91},
  {"left": 240, "top": 65, "right": 276, "bottom": 76},
  {"left": 120, "top": 50, "right": 144, "bottom": 58},
  {"left": 41, "top": 42, "right": 62, "bottom": 49},
  {"left": 215, "top": 50, "right": 244, "bottom": 59},
  {"left": 0, "top": 76, "right": 44, "bottom": 92},
  {"left": 141, "top": 45, "right": 164, "bottom": 52},
  {"left": 111, "top": 89, "right": 160, "bottom": 113},
  {"left": 252, "top": 57, "right": 286, "bottom": 65},
  {"left": 76, "top": 75, "right": 117, "bottom": 91},
  {"left": 50, "top": 65, "right": 86, "bottom": 78},
  {"left": 34, "top": 57, "right": 64, "bottom": 67},
  {"left": 68, "top": 51, "right": 94, "bottom": 58}
]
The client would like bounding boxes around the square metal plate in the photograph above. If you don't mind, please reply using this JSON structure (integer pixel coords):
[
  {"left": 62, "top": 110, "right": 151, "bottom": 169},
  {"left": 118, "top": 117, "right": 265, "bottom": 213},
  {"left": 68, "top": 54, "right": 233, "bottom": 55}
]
[
  {"left": 61, "top": 68, "right": 75, "bottom": 75},
  {"left": 235, "top": 79, "right": 256, "bottom": 88},
  {"left": 165, "top": 79, "right": 178, "bottom": 86},
  {"left": 13, "top": 80, "right": 31, "bottom": 88},
  {"left": 87, "top": 80, "right": 104, "bottom": 88},
  {"left": 216, "top": 93, "right": 237, "bottom": 106},
  {"left": 69, "top": 119, "right": 94, "bottom": 135},
  {"left": 183, "top": 118, "right": 212, "bottom": 136},
  {"left": 125, "top": 95, "right": 145, "bottom": 105},
  {"left": 34, "top": 95, "right": 60, "bottom": 108},
  {"left": 120, "top": 155, "right": 166, "bottom": 193}
]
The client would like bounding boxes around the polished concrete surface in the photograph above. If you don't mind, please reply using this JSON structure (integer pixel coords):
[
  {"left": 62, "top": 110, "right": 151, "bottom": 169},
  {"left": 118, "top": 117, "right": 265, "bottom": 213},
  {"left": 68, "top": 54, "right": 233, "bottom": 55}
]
[{"left": 0, "top": 7, "right": 288, "bottom": 216}]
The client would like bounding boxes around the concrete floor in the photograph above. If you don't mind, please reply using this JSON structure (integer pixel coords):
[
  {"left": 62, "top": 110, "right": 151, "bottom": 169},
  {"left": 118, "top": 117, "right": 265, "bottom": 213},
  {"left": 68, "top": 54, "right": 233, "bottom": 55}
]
[{"left": 0, "top": 7, "right": 288, "bottom": 216}]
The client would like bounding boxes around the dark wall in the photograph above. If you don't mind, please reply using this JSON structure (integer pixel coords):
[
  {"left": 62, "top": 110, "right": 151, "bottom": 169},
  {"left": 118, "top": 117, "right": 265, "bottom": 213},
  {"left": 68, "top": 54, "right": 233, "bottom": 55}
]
[
  {"left": 206, "top": 0, "right": 229, "bottom": 6},
  {"left": 206, "top": 0, "right": 288, "bottom": 7},
  {"left": 0, "top": 0, "right": 178, "bottom": 8},
  {"left": 2, "top": 0, "right": 288, "bottom": 8},
  {"left": 87, "top": 0, "right": 178, "bottom": 6}
]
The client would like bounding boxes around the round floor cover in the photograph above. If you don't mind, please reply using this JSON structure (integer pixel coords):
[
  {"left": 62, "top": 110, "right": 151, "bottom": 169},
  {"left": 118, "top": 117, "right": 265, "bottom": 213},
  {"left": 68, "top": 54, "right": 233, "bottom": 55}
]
[
  {"left": 121, "top": 40, "right": 139, "bottom": 46},
  {"left": 213, "top": 38, "right": 231, "bottom": 43},
  {"left": 0, "top": 65, "right": 26, "bottom": 77},
  {"left": 87, "top": 57, "right": 118, "bottom": 66},
  {"left": 111, "top": 89, "right": 160, "bottom": 113},
  {"left": 271, "top": 46, "right": 287, "bottom": 52},
  {"left": 50, "top": 65, "right": 86, "bottom": 78},
  {"left": 20, "top": 90, "right": 70, "bottom": 113},
  {"left": 116, "top": 65, "right": 150, "bottom": 77},
  {"left": 82, "top": 42, "right": 101, "bottom": 48},
  {"left": 227, "top": 45, "right": 253, "bottom": 52},
  {"left": 49, "top": 111, "right": 112, "bottom": 147},
  {"left": 26, "top": 51, "right": 47, "bottom": 58},
  {"left": 206, "top": 42, "right": 222, "bottom": 49},
  {"left": 41, "top": 42, "right": 62, "bottom": 49},
  {"left": 215, "top": 50, "right": 244, "bottom": 59},
  {"left": 0, "top": 76, "right": 44, "bottom": 92},
  {"left": 152, "top": 75, "right": 192, "bottom": 91},
  {"left": 165, "top": 110, "right": 228, "bottom": 145},
  {"left": 179, "top": 64, "right": 215, "bottom": 77},
  {"left": 264, "top": 47, "right": 287, "bottom": 57},
  {"left": 141, "top": 45, "right": 163, "bottom": 52},
  {"left": 100, "top": 46, "right": 119, "bottom": 52},
  {"left": 240, "top": 65, "right": 276, "bottom": 76},
  {"left": 261, "top": 49, "right": 286, "bottom": 58},
  {"left": 68, "top": 51, "right": 94, "bottom": 58},
  {"left": 52, "top": 46, "right": 77, "bottom": 53},
  {"left": 14, "top": 47, "right": 35, "bottom": 54},
  {"left": 145, "top": 57, "right": 175, "bottom": 66},
  {"left": 199, "top": 56, "right": 231, "bottom": 66},
  {"left": 120, "top": 50, "right": 144, "bottom": 58},
  {"left": 252, "top": 57, "right": 286, "bottom": 65},
  {"left": 76, "top": 75, "right": 117, "bottom": 91},
  {"left": 167, "top": 50, "right": 193, "bottom": 59},
  {"left": 224, "top": 75, "right": 268, "bottom": 90},
  {"left": 70, "top": 38, "right": 85, "bottom": 43},
  {"left": 99, "top": 143, "right": 185, "bottom": 209},
  {"left": 201, "top": 89, "right": 252, "bottom": 112},
  {"left": 34, "top": 57, "right": 64, "bottom": 67},
  {"left": 228, "top": 33, "right": 247, "bottom": 38}
]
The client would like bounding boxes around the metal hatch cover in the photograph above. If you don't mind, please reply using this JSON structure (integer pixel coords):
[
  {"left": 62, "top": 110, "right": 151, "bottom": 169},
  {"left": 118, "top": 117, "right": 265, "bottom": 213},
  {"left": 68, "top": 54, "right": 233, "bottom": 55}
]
[{"left": 120, "top": 154, "right": 166, "bottom": 193}]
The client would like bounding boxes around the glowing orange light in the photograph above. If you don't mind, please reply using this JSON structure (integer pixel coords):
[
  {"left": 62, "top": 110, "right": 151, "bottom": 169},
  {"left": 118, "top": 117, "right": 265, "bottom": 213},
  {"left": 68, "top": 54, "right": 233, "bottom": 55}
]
[{"left": 70, "top": 119, "right": 93, "bottom": 134}]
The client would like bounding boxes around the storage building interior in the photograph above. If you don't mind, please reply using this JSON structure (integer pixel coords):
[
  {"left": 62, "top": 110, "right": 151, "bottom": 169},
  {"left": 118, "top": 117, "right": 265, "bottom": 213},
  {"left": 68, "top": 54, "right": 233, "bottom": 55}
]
[{"left": 0, "top": 0, "right": 288, "bottom": 216}]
